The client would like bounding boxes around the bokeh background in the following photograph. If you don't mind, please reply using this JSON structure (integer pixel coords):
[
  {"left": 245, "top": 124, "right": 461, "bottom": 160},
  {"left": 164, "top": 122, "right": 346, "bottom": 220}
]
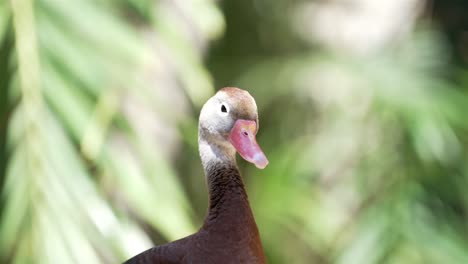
[{"left": 1, "top": 0, "right": 468, "bottom": 263}]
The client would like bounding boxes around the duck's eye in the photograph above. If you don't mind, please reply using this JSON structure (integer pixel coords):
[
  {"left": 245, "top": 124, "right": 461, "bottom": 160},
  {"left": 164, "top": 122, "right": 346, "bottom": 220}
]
[
  {"left": 221, "top": 104, "right": 227, "bottom": 113},
  {"left": 218, "top": 103, "right": 229, "bottom": 117}
]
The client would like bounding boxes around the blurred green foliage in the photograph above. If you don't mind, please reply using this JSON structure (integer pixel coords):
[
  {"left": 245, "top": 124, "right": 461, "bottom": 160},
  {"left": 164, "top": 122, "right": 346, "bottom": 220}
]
[{"left": 1, "top": 0, "right": 468, "bottom": 263}]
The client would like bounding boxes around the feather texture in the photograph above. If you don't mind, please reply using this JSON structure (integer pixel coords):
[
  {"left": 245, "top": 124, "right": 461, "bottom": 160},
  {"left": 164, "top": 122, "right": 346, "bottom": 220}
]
[{"left": 124, "top": 163, "right": 266, "bottom": 264}]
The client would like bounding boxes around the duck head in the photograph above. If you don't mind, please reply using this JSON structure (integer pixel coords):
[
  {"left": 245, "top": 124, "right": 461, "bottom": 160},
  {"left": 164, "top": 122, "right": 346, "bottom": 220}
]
[{"left": 199, "top": 87, "right": 268, "bottom": 169}]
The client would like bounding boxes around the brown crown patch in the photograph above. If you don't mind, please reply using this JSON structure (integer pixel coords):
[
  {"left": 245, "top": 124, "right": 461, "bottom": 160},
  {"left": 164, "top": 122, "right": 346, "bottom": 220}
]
[
  {"left": 218, "top": 87, "right": 257, "bottom": 121},
  {"left": 219, "top": 87, "right": 253, "bottom": 104},
  {"left": 219, "top": 87, "right": 249, "bottom": 97}
]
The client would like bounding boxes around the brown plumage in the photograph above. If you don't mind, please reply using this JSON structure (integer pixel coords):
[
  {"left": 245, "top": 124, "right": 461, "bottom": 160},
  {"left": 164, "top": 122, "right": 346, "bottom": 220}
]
[{"left": 124, "top": 87, "right": 268, "bottom": 264}]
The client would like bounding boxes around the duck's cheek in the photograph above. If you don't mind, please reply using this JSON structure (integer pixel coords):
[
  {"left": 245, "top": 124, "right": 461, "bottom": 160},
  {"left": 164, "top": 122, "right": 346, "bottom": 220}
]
[{"left": 229, "top": 119, "right": 269, "bottom": 169}]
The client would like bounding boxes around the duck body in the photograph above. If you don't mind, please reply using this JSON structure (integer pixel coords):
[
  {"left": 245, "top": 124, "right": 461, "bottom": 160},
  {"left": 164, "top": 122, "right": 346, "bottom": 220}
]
[
  {"left": 124, "top": 88, "right": 268, "bottom": 264},
  {"left": 125, "top": 164, "right": 265, "bottom": 264}
]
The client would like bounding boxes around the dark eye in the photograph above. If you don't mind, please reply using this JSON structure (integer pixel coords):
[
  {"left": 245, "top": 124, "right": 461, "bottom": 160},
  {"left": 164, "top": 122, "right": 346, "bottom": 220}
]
[{"left": 221, "top": 104, "right": 227, "bottom": 113}]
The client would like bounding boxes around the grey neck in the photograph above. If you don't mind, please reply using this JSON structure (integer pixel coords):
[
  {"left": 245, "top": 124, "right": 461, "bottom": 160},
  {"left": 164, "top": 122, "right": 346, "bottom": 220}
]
[
  {"left": 198, "top": 136, "right": 253, "bottom": 229},
  {"left": 198, "top": 136, "right": 237, "bottom": 176}
]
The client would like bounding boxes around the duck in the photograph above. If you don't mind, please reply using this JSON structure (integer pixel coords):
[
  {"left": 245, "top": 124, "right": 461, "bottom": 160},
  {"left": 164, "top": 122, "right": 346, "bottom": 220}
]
[{"left": 124, "top": 87, "right": 269, "bottom": 264}]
